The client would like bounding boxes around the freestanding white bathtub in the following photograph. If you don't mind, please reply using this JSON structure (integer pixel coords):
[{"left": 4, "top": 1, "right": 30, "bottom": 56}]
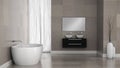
[{"left": 11, "top": 44, "right": 43, "bottom": 65}]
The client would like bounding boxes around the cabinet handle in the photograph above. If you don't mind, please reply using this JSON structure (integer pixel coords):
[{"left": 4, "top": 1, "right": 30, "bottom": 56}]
[{"left": 68, "top": 43, "right": 82, "bottom": 45}]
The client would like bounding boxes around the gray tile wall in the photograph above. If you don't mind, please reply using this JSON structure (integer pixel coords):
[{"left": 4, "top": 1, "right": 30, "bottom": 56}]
[
  {"left": 0, "top": 0, "right": 28, "bottom": 65},
  {"left": 52, "top": 0, "right": 97, "bottom": 51},
  {"left": 103, "top": 0, "right": 120, "bottom": 53},
  {"left": 97, "top": 0, "right": 120, "bottom": 54}
]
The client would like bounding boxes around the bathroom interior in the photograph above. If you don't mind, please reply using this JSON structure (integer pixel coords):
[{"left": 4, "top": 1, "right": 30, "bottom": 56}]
[{"left": 0, "top": 0, "right": 120, "bottom": 68}]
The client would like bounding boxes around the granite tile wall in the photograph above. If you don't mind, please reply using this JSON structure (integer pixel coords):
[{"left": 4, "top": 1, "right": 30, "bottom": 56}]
[{"left": 52, "top": 0, "right": 97, "bottom": 51}]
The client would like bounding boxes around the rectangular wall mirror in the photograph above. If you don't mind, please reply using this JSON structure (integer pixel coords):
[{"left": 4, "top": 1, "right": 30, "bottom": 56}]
[{"left": 62, "top": 17, "right": 86, "bottom": 31}]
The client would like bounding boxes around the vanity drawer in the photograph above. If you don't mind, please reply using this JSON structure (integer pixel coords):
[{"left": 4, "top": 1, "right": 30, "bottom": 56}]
[{"left": 62, "top": 38, "right": 87, "bottom": 48}]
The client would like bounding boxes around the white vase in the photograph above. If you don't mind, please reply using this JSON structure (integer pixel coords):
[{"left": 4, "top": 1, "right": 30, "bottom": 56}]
[
  {"left": 112, "top": 46, "right": 116, "bottom": 58},
  {"left": 107, "top": 42, "right": 113, "bottom": 59}
]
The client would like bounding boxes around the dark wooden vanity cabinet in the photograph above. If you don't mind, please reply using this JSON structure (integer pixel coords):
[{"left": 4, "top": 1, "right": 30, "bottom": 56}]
[{"left": 62, "top": 38, "right": 87, "bottom": 48}]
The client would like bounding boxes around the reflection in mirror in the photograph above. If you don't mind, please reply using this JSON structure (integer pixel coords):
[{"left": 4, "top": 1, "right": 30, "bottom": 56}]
[
  {"left": 62, "top": 17, "right": 85, "bottom": 31},
  {"left": 107, "top": 59, "right": 116, "bottom": 68},
  {"left": 41, "top": 53, "right": 52, "bottom": 68}
]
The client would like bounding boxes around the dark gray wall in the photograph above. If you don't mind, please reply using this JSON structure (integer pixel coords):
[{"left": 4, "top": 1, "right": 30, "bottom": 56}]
[
  {"left": 97, "top": 0, "right": 104, "bottom": 54},
  {"left": 52, "top": 0, "right": 97, "bottom": 51}
]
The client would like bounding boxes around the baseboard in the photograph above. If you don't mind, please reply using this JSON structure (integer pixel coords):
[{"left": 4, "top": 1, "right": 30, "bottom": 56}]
[
  {"left": 0, "top": 60, "right": 12, "bottom": 68},
  {"left": 97, "top": 52, "right": 104, "bottom": 57},
  {"left": 97, "top": 52, "right": 120, "bottom": 57},
  {"left": 51, "top": 51, "right": 97, "bottom": 54},
  {"left": 102, "top": 54, "right": 120, "bottom": 57}
]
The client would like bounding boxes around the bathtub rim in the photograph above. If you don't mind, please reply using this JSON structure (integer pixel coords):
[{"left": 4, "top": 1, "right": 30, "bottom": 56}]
[{"left": 11, "top": 44, "right": 43, "bottom": 48}]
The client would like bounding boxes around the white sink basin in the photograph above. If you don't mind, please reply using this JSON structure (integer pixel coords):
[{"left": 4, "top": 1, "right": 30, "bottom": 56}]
[
  {"left": 76, "top": 35, "right": 84, "bottom": 38},
  {"left": 65, "top": 35, "right": 73, "bottom": 38}
]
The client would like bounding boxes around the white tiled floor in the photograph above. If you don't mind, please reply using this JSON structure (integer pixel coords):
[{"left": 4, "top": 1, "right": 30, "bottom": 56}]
[{"left": 8, "top": 53, "right": 120, "bottom": 68}]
